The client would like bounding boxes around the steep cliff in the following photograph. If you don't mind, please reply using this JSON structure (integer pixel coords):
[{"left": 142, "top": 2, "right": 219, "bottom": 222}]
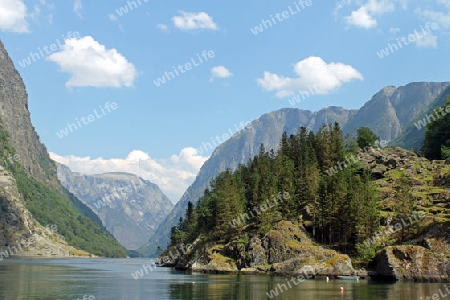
[{"left": 0, "top": 39, "right": 126, "bottom": 257}]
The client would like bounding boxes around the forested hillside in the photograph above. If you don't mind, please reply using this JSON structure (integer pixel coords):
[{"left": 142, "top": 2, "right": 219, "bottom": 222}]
[{"left": 170, "top": 123, "right": 380, "bottom": 255}]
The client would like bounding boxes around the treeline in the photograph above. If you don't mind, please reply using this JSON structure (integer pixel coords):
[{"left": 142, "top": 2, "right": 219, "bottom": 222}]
[{"left": 171, "top": 123, "right": 380, "bottom": 253}]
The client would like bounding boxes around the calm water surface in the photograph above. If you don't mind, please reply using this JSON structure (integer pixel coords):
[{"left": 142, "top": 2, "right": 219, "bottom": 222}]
[{"left": 0, "top": 258, "right": 447, "bottom": 299}]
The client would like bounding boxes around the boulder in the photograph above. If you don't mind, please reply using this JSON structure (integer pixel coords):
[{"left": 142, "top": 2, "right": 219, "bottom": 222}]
[{"left": 370, "top": 245, "right": 450, "bottom": 282}]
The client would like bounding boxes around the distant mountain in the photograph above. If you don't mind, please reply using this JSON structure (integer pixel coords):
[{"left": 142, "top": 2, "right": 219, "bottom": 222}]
[
  {"left": 391, "top": 84, "right": 450, "bottom": 150},
  {"left": 139, "top": 82, "right": 450, "bottom": 256},
  {"left": 342, "top": 83, "right": 450, "bottom": 144},
  {"left": 57, "top": 164, "right": 173, "bottom": 250}
]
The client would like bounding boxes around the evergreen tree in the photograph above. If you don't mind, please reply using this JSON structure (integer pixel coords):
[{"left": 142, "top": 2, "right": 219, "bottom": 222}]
[
  {"left": 423, "top": 96, "right": 450, "bottom": 159},
  {"left": 356, "top": 127, "right": 380, "bottom": 148}
]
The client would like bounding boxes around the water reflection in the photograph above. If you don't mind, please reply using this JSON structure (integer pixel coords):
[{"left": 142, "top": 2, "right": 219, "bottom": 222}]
[{"left": 0, "top": 258, "right": 446, "bottom": 300}]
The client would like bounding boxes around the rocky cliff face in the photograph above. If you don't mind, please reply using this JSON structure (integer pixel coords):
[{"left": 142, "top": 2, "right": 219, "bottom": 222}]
[
  {"left": 57, "top": 164, "right": 173, "bottom": 250},
  {"left": 0, "top": 39, "right": 126, "bottom": 257},
  {"left": 357, "top": 147, "right": 450, "bottom": 282},
  {"left": 371, "top": 239, "right": 450, "bottom": 282},
  {"left": 0, "top": 40, "right": 57, "bottom": 187},
  {"left": 144, "top": 82, "right": 450, "bottom": 256},
  {"left": 343, "top": 82, "right": 450, "bottom": 143}
]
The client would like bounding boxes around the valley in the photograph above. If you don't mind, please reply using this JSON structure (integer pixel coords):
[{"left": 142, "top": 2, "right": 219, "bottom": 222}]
[{"left": 0, "top": 1, "right": 449, "bottom": 299}]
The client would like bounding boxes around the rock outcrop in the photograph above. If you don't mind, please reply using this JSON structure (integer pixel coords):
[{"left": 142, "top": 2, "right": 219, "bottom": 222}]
[
  {"left": 162, "top": 221, "right": 356, "bottom": 277},
  {"left": 371, "top": 244, "right": 450, "bottom": 282}
]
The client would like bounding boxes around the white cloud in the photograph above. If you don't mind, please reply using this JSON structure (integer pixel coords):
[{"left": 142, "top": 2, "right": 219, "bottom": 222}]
[
  {"left": 419, "top": 10, "right": 450, "bottom": 28},
  {"left": 415, "top": 33, "right": 438, "bottom": 48},
  {"left": 157, "top": 23, "right": 169, "bottom": 31},
  {"left": 47, "top": 36, "right": 138, "bottom": 88},
  {"left": 172, "top": 11, "right": 218, "bottom": 31},
  {"left": 340, "top": 0, "right": 395, "bottom": 29},
  {"left": 50, "top": 148, "right": 208, "bottom": 203},
  {"left": 257, "top": 56, "right": 363, "bottom": 98},
  {"left": 345, "top": 6, "right": 377, "bottom": 28},
  {"left": 210, "top": 66, "right": 232, "bottom": 82},
  {"left": 0, "top": 0, "right": 29, "bottom": 32},
  {"left": 73, "top": 0, "right": 83, "bottom": 18}
]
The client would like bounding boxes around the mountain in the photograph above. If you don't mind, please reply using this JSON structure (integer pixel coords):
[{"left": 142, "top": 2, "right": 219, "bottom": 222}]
[
  {"left": 391, "top": 84, "right": 450, "bottom": 150},
  {"left": 57, "top": 164, "right": 173, "bottom": 250},
  {"left": 0, "top": 39, "right": 127, "bottom": 257},
  {"left": 342, "top": 83, "right": 450, "bottom": 144},
  {"left": 140, "top": 82, "right": 450, "bottom": 256}
]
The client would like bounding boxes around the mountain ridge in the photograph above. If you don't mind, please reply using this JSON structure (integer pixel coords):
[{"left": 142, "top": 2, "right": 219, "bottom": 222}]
[
  {"left": 140, "top": 81, "right": 450, "bottom": 256},
  {"left": 56, "top": 163, "right": 174, "bottom": 250}
]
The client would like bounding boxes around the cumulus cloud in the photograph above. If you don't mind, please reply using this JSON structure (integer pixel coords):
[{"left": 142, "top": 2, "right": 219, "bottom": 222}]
[
  {"left": 50, "top": 148, "right": 209, "bottom": 203},
  {"left": 338, "top": 0, "right": 395, "bottom": 29},
  {"left": 345, "top": 6, "right": 377, "bottom": 28},
  {"left": 47, "top": 36, "right": 138, "bottom": 88},
  {"left": 210, "top": 66, "right": 232, "bottom": 82},
  {"left": 257, "top": 56, "right": 363, "bottom": 98},
  {"left": 172, "top": 11, "right": 218, "bottom": 31},
  {"left": 0, "top": 0, "right": 29, "bottom": 33},
  {"left": 73, "top": 0, "right": 83, "bottom": 18}
]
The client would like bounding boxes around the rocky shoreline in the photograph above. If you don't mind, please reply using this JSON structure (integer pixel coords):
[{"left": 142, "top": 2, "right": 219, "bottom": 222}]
[{"left": 158, "top": 147, "right": 450, "bottom": 282}]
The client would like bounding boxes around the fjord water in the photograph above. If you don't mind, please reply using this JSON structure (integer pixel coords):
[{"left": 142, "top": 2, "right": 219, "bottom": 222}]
[{"left": 0, "top": 258, "right": 445, "bottom": 300}]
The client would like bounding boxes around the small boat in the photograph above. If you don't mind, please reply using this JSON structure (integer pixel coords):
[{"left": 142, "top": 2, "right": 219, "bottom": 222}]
[{"left": 337, "top": 275, "right": 359, "bottom": 280}]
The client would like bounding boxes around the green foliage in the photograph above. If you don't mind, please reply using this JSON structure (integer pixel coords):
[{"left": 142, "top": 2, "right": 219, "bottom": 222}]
[
  {"left": 11, "top": 166, "right": 127, "bottom": 257},
  {"left": 442, "top": 145, "right": 450, "bottom": 160},
  {"left": 356, "top": 127, "right": 380, "bottom": 148},
  {"left": 169, "top": 123, "right": 380, "bottom": 255},
  {"left": 423, "top": 96, "right": 450, "bottom": 159},
  {"left": 356, "top": 242, "right": 384, "bottom": 263}
]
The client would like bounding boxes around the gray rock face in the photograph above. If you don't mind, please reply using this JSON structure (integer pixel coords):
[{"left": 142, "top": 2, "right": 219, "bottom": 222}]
[
  {"left": 0, "top": 40, "right": 57, "bottom": 187},
  {"left": 343, "top": 82, "right": 450, "bottom": 142},
  {"left": 371, "top": 245, "right": 450, "bottom": 282},
  {"left": 57, "top": 163, "right": 173, "bottom": 250},
  {"left": 167, "top": 221, "right": 356, "bottom": 277},
  {"left": 144, "top": 82, "right": 450, "bottom": 256}
]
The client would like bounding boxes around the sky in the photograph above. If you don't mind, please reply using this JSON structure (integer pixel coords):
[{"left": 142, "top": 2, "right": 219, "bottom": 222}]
[{"left": 0, "top": 0, "right": 449, "bottom": 203}]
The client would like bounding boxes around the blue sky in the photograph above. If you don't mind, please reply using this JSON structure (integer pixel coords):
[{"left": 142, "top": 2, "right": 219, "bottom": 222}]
[{"left": 0, "top": 0, "right": 449, "bottom": 202}]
